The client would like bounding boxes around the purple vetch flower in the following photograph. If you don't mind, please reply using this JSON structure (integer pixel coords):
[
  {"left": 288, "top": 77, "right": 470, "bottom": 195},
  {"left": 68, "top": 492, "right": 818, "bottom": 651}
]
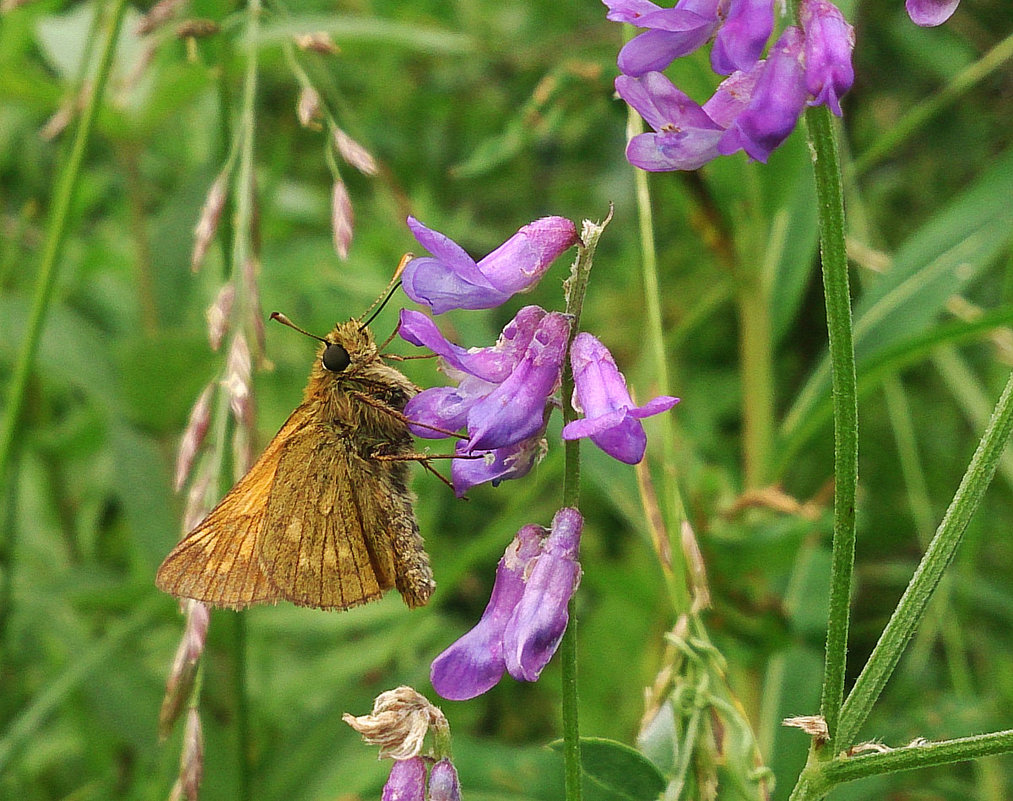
[
  {"left": 616, "top": 72, "right": 726, "bottom": 171},
  {"left": 561, "top": 333, "right": 679, "bottom": 464},
  {"left": 612, "top": 0, "right": 721, "bottom": 76},
  {"left": 401, "top": 216, "right": 577, "bottom": 314},
  {"left": 430, "top": 509, "right": 583, "bottom": 699},
  {"left": 710, "top": 0, "right": 774, "bottom": 75},
  {"left": 450, "top": 420, "right": 548, "bottom": 497},
  {"left": 906, "top": 0, "right": 960, "bottom": 26},
  {"left": 717, "top": 26, "right": 808, "bottom": 162},
  {"left": 428, "top": 759, "right": 462, "bottom": 801},
  {"left": 400, "top": 307, "right": 571, "bottom": 454},
  {"left": 502, "top": 507, "right": 583, "bottom": 681},
  {"left": 382, "top": 757, "right": 427, "bottom": 801},
  {"left": 800, "top": 0, "right": 855, "bottom": 116},
  {"left": 430, "top": 525, "right": 545, "bottom": 700}
]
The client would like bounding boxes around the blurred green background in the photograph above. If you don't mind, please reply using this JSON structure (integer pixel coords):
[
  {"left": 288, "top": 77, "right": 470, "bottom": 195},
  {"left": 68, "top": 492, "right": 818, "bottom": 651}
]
[{"left": 2, "top": 0, "right": 1013, "bottom": 799}]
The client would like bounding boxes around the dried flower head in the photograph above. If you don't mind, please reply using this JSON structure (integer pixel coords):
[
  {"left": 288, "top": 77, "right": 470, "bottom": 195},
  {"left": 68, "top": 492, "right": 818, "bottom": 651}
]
[
  {"left": 294, "top": 31, "right": 340, "bottom": 54},
  {"left": 331, "top": 180, "right": 354, "bottom": 260},
  {"left": 342, "top": 686, "right": 448, "bottom": 760}
]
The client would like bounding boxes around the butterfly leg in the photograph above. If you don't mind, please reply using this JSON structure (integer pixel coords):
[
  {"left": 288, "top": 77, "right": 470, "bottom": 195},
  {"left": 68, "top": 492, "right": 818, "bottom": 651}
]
[{"left": 349, "top": 390, "right": 466, "bottom": 439}]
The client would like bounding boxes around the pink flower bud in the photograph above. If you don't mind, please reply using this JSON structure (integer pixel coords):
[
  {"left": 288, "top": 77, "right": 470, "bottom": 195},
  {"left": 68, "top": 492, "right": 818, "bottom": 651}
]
[
  {"left": 225, "top": 334, "right": 252, "bottom": 426},
  {"left": 205, "top": 282, "right": 234, "bottom": 352},
  {"left": 174, "top": 383, "right": 215, "bottom": 491},
  {"left": 333, "top": 127, "right": 379, "bottom": 176},
  {"left": 192, "top": 173, "right": 228, "bottom": 272},
  {"left": 297, "top": 86, "right": 322, "bottom": 129},
  {"left": 331, "top": 180, "right": 354, "bottom": 260}
]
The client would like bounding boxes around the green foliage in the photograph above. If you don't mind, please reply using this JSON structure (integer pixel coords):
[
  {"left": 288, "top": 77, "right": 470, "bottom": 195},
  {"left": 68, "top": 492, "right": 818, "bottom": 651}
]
[{"left": 2, "top": 0, "right": 1013, "bottom": 800}]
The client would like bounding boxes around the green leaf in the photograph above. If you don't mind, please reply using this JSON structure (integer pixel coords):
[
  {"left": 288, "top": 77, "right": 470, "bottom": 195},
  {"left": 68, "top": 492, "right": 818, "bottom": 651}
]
[{"left": 548, "top": 737, "right": 666, "bottom": 801}]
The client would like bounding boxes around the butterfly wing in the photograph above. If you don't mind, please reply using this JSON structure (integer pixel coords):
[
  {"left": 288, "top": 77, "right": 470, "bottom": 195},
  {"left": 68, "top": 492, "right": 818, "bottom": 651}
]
[
  {"left": 154, "top": 407, "right": 313, "bottom": 609},
  {"left": 258, "top": 424, "right": 434, "bottom": 610}
]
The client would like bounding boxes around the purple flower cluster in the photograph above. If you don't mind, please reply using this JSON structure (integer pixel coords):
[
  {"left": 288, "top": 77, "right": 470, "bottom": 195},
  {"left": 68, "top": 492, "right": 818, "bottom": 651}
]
[
  {"left": 399, "top": 214, "right": 679, "bottom": 699},
  {"left": 400, "top": 216, "right": 679, "bottom": 495},
  {"left": 382, "top": 757, "right": 460, "bottom": 801},
  {"left": 431, "top": 509, "right": 583, "bottom": 700},
  {"left": 605, "top": 0, "right": 855, "bottom": 168}
]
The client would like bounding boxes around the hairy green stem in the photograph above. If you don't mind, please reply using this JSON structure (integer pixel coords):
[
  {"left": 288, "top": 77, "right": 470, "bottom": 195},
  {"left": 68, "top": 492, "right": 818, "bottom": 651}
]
[
  {"left": 558, "top": 213, "right": 612, "bottom": 801},
  {"left": 0, "top": 0, "right": 128, "bottom": 494},
  {"left": 792, "top": 729, "right": 1013, "bottom": 799},
  {"left": 838, "top": 367, "right": 1013, "bottom": 747},
  {"left": 805, "top": 106, "right": 858, "bottom": 753}
]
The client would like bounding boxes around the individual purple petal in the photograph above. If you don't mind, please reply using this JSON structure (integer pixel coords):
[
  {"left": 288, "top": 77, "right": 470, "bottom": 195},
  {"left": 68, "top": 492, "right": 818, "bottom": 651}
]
[
  {"left": 560, "top": 332, "right": 679, "bottom": 464},
  {"left": 905, "top": 0, "right": 960, "bottom": 26},
  {"left": 503, "top": 508, "right": 583, "bottom": 682},
  {"left": 603, "top": 0, "right": 664, "bottom": 24},
  {"left": 477, "top": 217, "right": 578, "bottom": 295},
  {"left": 382, "top": 756, "right": 426, "bottom": 801},
  {"left": 701, "top": 64, "right": 761, "bottom": 127},
  {"left": 717, "top": 26, "right": 807, "bottom": 162},
  {"left": 451, "top": 427, "right": 547, "bottom": 497},
  {"left": 616, "top": 72, "right": 725, "bottom": 171},
  {"left": 710, "top": 0, "right": 774, "bottom": 75},
  {"left": 400, "top": 306, "right": 546, "bottom": 384},
  {"left": 617, "top": 20, "right": 712, "bottom": 76},
  {"left": 405, "top": 385, "right": 481, "bottom": 439},
  {"left": 402, "top": 256, "right": 511, "bottom": 314},
  {"left": 402, "top": 216, "right": 575, "bottom": 313},
  {"left": 800, "top": 0, "right": 855, "bottom": 116},
  {"left": 465, "top": 312, "right": 571, "bottom": 451},
  {"left": 430, "top": 526, "right": 546, "bottom": 700},
  {"left": 428, "top": 759, "right": 462, "bottom": 801}
]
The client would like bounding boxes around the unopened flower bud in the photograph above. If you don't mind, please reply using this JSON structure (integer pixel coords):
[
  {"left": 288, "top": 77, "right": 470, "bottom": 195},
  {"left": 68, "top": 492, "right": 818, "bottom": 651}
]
[
  {"left": 174, "top": 383, "right": 215, "bottom": 491},
  {"left": 381, "top": 756, "right": 426, "bottom": 801},
  {"left": 159, "top": 600, "right": 210, "bottom": 737},
  {"left": 297, "top": 86, "right": 322, "bottom": 129},
  {"left": 192, "top": 173, "right": 228, "bottom": 272},
  {"left": 428, "top": 759, "right": 462, "bottom": 801},
  {"left": 224, "top": 334, "right": 252, "bottom": 426},
  {"left": 294, "top": 32, "right": 340, "bottom": 54},
  {"left": 205, "top": 282, "right": 234, "bottom": 352},
  {"left": 331, "top": 180, "right": 354, "bottom": 260},
  {"left": 333, "top": 127, "right": 379, "bottom": 176}
]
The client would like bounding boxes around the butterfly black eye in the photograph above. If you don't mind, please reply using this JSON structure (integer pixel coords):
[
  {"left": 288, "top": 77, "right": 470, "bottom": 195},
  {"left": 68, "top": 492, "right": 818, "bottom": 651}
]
[{"left": 322, "top": 343, "right": 351, "bottom": 373}]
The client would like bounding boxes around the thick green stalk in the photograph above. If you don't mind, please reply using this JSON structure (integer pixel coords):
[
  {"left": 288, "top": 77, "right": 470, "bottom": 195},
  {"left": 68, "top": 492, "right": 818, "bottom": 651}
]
[
  {"left": 837, "top": 367, "right": 1013, "bottom": 747},
  {"left": 806, "top": 106, "right": 858, "bottom": 752},
  {"left": 0, "top": 0, "right": 128, "bottom": 494}
]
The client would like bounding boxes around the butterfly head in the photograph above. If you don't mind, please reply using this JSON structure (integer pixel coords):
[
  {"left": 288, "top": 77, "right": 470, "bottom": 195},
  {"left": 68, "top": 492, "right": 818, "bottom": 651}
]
[{"left": 318, "top": 320, "right": 377, "bottom": 377}]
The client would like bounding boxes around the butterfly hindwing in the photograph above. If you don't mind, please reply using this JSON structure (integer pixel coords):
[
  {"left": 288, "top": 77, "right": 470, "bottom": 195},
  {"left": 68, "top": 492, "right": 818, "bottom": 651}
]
[{"left": 258, "top": 424, "right": 400, "bottom": 610}]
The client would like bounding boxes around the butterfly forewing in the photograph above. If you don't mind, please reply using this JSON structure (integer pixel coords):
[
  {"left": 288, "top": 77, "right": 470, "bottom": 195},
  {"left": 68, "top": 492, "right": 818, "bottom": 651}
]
[{"left": 155, "top": 407, "right": 313, "bottom": 609}]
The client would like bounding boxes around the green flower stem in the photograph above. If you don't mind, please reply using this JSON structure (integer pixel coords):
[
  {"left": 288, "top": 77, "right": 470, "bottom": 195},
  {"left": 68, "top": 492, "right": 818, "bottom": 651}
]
[
  {"left": 626, "top": 105, "right": 690, "bottom": 613},
  {"left": 558, "top": 213, "right": 612, "bottom": 801},
  {"left": 225, "top": 3, "right": 261, "bottom": 799},
  {"left": 837, "top": 367, "right": 1013, "bottom": 747},
  {"left": 0, "top": 0, "right": 128, "bottom": 494},
  {"left": 805, "top": 105, "right": 858, "bottom": 752}
]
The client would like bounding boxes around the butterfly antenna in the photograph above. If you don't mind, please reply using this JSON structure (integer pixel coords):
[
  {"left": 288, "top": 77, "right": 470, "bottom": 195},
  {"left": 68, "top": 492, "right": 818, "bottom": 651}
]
[
  {"left": 270, "top": 312, "right": 327, "bottom": 343},
  {"left": 358, "top": 252, "right": 413, "bottom": 331}
]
